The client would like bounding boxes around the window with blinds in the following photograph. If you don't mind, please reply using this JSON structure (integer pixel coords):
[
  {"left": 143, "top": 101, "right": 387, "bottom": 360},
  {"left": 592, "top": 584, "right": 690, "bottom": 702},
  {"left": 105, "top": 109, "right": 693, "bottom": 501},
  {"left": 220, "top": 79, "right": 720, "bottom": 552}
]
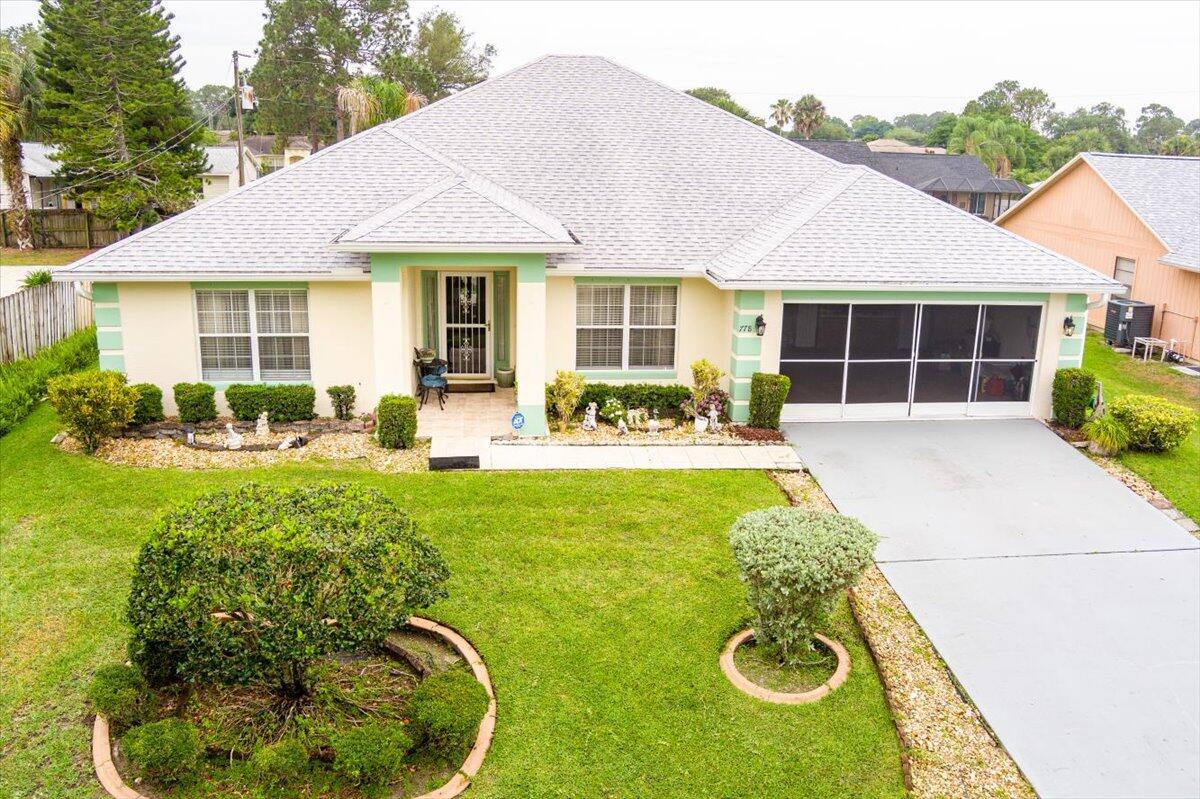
[
  {"left": 575, "top": 283, "right": 677, "bottom": 370},
  {"left": 196, "top": 288, "right": 311, "bottom": 381}
]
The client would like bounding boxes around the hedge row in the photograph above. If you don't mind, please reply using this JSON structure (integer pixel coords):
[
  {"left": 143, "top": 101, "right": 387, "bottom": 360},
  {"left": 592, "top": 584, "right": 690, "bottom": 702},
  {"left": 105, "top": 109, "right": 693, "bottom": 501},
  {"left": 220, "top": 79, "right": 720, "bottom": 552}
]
[
  {"left": 1052, "top": 368, "right": 1096, "bottom": 428},
  {"left": 0, "top": 327, "right": 98, "bottom": 437},
  {"left": 544, "top": 382, "right": 693, "bottom": 419},
  {"left": 225, "top": 384, "right": 316, "bottom": 423}
]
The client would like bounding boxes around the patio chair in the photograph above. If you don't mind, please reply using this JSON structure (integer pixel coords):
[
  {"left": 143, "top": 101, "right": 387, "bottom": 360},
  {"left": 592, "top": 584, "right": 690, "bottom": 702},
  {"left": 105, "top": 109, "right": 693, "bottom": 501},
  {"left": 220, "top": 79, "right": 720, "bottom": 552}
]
[{"left": 414, "top": 358, "right": 448, "bottom": 410}]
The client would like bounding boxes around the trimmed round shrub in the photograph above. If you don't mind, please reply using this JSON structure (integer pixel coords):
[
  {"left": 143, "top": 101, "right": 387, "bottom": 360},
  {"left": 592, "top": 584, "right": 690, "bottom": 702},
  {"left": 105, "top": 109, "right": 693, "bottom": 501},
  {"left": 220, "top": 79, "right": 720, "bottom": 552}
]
[
  {"left": 376, "top": 394, "right": 417, "bottom": 448},
  {"left": 1109, "top": 394, "right": 1196, "bottom": 452},
  {"left": 130, "top": 383, "right": 165, "bottom": 425},
  {"left": 1052, "top": 368, "right": 1096, "bottom": 428},
  {"left": 327, "top": 385, "right": 356, "bottom": 421},
  {"left": 729, "top": 507, "right": 878, "bottom": 666},
  {"left": 46, "top": 369, "right": 137, "bottom": 453},
  {"left": 225, "top": 383, "right": 316, "bottom": 422},
  {"left": 87, "top": 664, "right": 153, "bottom": 732},
  {"left": 121, "top": 718, "right": 201, "bottom": 784},
  {"left": 330, "top": 722, "right": 412, "bottom": 785},
  {"left": 172, "top": 382, "right": 216, "bottom": 423},
  {"left": 250, "top": 736, "right": 309, "bottom": 785},
  {"left": 126, "top": 484, "right": 449, "bottom": 695},
  {"left": 408, "top": 667, "right": 489, "bottom": 761},
  {"left": 748, "top": 373, "right": 791, "bottom": 430}
]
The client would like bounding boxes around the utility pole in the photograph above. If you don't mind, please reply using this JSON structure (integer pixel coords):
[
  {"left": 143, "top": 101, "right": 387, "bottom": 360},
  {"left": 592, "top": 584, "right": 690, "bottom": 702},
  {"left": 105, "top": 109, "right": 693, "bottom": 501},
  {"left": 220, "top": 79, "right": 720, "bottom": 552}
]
[{"left": 232, "top": 50, "right": 246, "bottom": 187}]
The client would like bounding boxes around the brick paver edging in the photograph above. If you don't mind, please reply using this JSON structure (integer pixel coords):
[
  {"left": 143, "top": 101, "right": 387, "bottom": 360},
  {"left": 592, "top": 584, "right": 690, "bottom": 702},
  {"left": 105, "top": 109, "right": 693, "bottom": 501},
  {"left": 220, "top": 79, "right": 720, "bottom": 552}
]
[
  {"left": 92, "top": 616, "right": 496, "bottom": 799},
  {"left": 719, "top": 629, "right": 850, "bottom": 704}
]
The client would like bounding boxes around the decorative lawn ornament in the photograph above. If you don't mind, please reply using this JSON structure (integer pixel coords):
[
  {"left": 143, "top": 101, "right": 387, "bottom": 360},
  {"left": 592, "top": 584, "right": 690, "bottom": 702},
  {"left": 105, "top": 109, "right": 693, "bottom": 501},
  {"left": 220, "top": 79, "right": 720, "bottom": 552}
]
[
  {"left": 708, "top": 406, "right": 721, "bottom": 433},
  {"left": 616, "top": 417, "right": 629, "bottom": 436},
  {"left": 582, "top": 402, "right": 598, "bottom": 431},
  {"left": 224, "top": 423, "right": 243, "bottom": 450},
  {"left": 255, "top": 412, "right": 270, "bottom": 439},
  {"left": 648, "top": 409, "right": 660, "bottom": 438}
]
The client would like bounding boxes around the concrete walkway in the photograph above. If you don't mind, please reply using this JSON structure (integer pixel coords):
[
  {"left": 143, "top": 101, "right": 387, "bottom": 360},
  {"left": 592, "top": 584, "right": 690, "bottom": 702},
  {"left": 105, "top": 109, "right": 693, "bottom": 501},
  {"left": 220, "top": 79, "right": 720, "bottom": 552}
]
[
  {"left": 786, "top": 419, "right": 1200, "bottom": 799},
  {"left": 429, "top": 436, "right": 802, "bottom": 471}
]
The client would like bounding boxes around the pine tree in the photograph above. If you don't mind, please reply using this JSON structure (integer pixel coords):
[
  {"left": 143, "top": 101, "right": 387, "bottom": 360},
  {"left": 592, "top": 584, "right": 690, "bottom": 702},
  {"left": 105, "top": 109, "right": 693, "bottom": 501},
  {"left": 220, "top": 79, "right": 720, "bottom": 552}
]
[{"left": 38, "top": 0, "right": 206, "bottom": 232}]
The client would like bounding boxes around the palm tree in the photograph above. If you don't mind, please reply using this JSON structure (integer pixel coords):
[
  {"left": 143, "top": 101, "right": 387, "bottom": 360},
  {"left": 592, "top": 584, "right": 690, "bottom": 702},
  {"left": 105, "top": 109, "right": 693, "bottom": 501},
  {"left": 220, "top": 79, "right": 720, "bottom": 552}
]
[
  {"left": 792, "top": 94, "right": 826, "bottom": 140},
  {"left": 769, "top": 99, "right": 792, "bottom": 131},
  {"left": 0, "top": 28, "right": 42, "bottom": 251},
  {"left": 336, "top": 76, "right": 429, "bottom": 139},
  {"left": 948, "top": 117, "right": 1027, "bottom": 178}
]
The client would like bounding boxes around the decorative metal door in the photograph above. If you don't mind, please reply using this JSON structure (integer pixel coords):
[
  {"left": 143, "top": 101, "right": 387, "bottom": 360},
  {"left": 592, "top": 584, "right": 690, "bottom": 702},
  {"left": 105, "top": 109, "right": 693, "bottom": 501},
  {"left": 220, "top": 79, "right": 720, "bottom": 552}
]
[{"left": 441, "top": 274, "right": 491, "bottom": 376}]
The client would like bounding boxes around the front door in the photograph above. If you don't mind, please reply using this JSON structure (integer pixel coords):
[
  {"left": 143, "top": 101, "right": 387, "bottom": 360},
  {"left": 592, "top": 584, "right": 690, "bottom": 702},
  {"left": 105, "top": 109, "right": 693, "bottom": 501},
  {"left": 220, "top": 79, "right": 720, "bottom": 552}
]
[{"left": 441, "top": 274, "right": 491, "bottom": 377}]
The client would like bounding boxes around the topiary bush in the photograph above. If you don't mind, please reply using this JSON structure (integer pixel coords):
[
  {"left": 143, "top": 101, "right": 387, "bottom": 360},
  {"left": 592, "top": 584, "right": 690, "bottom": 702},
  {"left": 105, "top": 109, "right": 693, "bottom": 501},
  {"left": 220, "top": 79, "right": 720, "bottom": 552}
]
[
  {"left": 250, "top": 736, "right": 310, "bottom": 786},
  {"left": 126, "top": 484, "right": 449, "bottom": 696},
  {"left": 173, "top": 382, "right": 216, "bottom": 423},
  {"left": 1109, "top": 394, "right": 1196, "bottom": 452},
  {"left": 729, "top": 507, "right": 878, "bottom": 666},
  {"left": 748, "top": 373, "right": 790, "bottom": 430},
  {"left": 330, "top": 722, "right": 412, "bottom": 785},
  {"left": 87, "top": 664, "right": 153, "bottom": 732},
  {"left": 121, "top": 718, "right": 201, "bottom": 784},
  {"left": 1052, "top": 368, "right": 1096, "bottom": 428},
  {"left": 327, "top": 385, "right": 356, "bottom": 421},
  {"left": 546, "top": 370, "right": 586, "bottom": 432},
  {"left": 46, "top": 370, "right": 137, "bottom": 453},
  {"left": 376, "top": 394, "right": 417, "bottom": 448},
  {"left": 224, "top": 384, "right": 316, "bottom": 422},
  {"left": 408, "top": 667, "right": 489, "bottom": 761},
  {"left": 130, "top": 383, "right": 164, "bottom": 425}
]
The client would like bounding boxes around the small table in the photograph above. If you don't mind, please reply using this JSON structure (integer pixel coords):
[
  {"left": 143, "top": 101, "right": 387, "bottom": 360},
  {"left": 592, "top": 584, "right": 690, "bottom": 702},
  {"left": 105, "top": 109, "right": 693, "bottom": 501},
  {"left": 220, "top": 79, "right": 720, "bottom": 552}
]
[{"left": 1131, "top": 336, "right": 1173, "bottom": 362}]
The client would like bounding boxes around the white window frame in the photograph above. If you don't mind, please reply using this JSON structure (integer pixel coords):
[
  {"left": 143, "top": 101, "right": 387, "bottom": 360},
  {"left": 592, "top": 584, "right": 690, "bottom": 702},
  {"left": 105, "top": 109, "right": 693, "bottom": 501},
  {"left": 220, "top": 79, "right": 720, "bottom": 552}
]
[
  {"left": 1113, "top": 257, "right": 1136, "bottom": 294},
  {"left": 194, "top": 288, "right": 311, "bottom": 382},
  {"left": 574, "top": 283, "right": 679, "bottom": 372}
]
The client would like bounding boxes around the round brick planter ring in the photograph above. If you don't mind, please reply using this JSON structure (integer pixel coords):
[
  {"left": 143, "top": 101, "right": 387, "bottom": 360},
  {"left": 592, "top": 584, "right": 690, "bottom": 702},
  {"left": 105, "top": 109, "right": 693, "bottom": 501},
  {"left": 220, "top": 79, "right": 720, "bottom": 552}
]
[
  {"left": 720, "top": 629, "right": 850, "bottom": 704},
  {"left": 92, "top": 616, "right": 496, "bottom": 799}
]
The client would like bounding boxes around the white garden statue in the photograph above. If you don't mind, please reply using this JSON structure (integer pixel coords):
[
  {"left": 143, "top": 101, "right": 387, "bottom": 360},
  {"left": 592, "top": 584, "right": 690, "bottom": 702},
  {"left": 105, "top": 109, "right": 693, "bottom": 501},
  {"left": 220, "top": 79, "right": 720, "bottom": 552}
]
[
  {"left": 582, "top": 401, "right": 598, "bottom": 431},
  {"left": 255, "top": 411, "right": 270, "bottom": 438},
  {"left": 647, "top": 409, "right": 660, "bottom": 437},
  {"left": 225, "top": 423, "right": 244, "bottom": 450},
  {"left": 616, "top": 417, "right": 629, "bottom": 436},
  {"left": 707, "top": 406, "right": 721, "bottom": 433}
]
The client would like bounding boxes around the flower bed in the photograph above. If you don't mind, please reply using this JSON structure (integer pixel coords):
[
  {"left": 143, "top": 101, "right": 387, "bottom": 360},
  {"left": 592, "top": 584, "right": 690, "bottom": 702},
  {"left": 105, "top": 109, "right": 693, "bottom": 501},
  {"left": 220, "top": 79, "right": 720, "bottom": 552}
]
[{"left": 495, "top": 422, "right": 785, "bottom": 446}]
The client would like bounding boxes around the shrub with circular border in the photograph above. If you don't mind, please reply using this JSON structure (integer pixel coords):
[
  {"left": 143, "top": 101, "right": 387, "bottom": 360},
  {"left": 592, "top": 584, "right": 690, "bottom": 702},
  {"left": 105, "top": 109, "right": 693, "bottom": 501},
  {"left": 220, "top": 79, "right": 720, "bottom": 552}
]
[
  {"left": 729, "top": 507, "right": 877, "bottom": 666},
  {"left": 409, "top": 666, "right": 491, "bottom": 761},
  {"left": 121, "top": 718, "right": 201, "bottom": 785},
  {"left": 330, "top": 722, "right": 412, "bottom": 785},
  {"left": 87, "top": 664, "right": 154, "bottom": 733},
  {"left": 1109, "top": 394, "right": 1196, "bottom": 452}
]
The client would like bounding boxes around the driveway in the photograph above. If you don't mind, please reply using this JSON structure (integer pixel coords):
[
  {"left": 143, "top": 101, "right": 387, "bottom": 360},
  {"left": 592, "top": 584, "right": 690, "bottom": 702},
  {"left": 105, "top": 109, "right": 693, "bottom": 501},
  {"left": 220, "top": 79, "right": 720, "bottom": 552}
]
[{"left": 786, "top": 419, "right": 1200, "bottom": 799}]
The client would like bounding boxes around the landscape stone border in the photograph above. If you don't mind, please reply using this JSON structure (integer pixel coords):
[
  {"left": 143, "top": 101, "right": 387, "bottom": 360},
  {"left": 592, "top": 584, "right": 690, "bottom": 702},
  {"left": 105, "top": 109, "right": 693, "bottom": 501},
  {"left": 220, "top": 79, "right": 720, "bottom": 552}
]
[
  {"left": 719, "top": 629, "right": 850, "bottom": 704},
  {"left": 91, "top": 616, "right": 496, "bottom": 799}
]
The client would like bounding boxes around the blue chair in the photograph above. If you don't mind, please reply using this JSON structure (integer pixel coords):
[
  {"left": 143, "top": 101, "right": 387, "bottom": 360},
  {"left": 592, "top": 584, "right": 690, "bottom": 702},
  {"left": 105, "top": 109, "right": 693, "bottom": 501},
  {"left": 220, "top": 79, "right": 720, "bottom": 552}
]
[{"left": 414, "top": 358, "right": 448, "bottom": 410}]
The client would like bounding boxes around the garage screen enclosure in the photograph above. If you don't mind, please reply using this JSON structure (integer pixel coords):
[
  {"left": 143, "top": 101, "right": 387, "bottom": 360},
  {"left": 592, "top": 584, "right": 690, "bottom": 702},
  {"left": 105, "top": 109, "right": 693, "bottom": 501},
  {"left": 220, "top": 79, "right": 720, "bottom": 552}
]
[{"left": 779, "top": 302, "right": 1044, "bottom": 420}]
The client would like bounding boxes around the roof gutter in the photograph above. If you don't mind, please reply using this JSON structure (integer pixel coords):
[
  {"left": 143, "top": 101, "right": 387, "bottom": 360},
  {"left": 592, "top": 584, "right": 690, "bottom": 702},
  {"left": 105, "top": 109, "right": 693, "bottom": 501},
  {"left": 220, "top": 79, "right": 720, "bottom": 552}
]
[
  {"left": 328, "top": 242, "right": 581, "bottom": 254},
  {"left": 706, "top": 274, "right": 1125, "bottom": 295},
  {"left": 52, "top": 270, "right": 371, "bottom": 283}
]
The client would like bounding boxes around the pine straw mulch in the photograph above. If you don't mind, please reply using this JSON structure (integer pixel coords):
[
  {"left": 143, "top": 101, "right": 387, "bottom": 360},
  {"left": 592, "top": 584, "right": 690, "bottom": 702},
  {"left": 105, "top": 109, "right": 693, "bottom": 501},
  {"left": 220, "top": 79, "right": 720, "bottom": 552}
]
[
  {"left": 56, "top": 431, "right": 428, "bottom": 473},
  {"left": 769, "top": 469, "right": 1036, "bottom": 799}
]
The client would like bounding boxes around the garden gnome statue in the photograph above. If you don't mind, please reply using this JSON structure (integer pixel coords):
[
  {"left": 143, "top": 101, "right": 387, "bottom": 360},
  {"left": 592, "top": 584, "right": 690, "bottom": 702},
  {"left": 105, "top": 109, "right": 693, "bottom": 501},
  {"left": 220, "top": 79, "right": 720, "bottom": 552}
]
[
  {"left": 648, "top": 409, "right": 660, "bottom": 437},
  {"left": 255, "top": 411, "right": 270, "bottom": 439},
  {"left": 184, "top": 424, "right": 195, "bottom": 446},
  {"left": 707, "top": 406, "right": 721, "bottom": 433},
  {"left": 582, "top": 401, "right": 598, "bottom": 431},
  {"left": 225, "top": 423, "right": 243, "bottom": 450},
  {"left": 616, "top": 417, "right": 629, "bottom": 436}
]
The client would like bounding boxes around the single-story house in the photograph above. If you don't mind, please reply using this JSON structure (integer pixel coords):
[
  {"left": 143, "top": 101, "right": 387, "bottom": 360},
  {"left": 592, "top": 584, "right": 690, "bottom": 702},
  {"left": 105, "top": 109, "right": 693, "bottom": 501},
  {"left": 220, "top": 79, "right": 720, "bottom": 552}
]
[
  {"left": 54, "top": 55, "right": 1121, "bottom": 434},
  {"left": 997, "top": 152, "right": 1200, "bottom": 360},
  {"left": 795, "top": 139, "right": 1029, "bottom": 221},
  {"left": 237, "top": 134, "right": 315, "bottom": 174},
  {"left": 0, "top": 142, "right": 81, "bottom": 210},
  {"left": 201, "top": 146, "right": 260, "bottom": 199}
]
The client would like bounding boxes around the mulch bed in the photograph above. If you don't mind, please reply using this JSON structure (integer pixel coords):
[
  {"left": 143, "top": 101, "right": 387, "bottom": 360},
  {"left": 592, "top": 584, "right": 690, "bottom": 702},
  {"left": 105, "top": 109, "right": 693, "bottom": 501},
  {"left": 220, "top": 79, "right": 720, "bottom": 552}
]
[
  {"left": 730, "top": 426, "right": 787, "bottom": 442},
  {"left": 1046, "top": 420, "right": 1088, "bottom": 444},
  {"left": 769, "top": 469, "right": 1036, "bottom": 799},
  {"left": 498, "top": 421, "right": 784, "bottom": 446}
]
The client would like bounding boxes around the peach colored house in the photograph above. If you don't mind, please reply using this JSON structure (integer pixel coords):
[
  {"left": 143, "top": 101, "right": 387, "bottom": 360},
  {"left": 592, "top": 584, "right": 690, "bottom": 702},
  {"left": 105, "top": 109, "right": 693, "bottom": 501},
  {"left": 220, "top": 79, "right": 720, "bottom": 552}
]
[{"left": 997, "top": 153, "right": 1200, "bottom": 359}]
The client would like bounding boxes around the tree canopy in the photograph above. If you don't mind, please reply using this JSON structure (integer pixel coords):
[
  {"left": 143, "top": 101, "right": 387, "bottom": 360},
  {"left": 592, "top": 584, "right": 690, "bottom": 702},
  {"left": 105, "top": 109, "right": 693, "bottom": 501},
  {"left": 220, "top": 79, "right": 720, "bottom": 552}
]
[
  {"left": 686, "top": 87, "right": 763, "bottom": 125},
  {"left": 379, "top": 9, "right": 494, "bottom": 102}
]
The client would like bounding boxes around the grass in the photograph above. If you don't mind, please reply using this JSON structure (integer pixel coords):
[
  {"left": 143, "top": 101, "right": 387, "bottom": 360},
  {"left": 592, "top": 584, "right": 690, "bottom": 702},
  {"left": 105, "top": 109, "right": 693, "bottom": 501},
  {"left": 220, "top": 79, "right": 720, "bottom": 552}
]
[
  {"left": 0, "top": 405, "right": 907, "bottom": 799},
  {"left": 1083, "top": 331, "right": 1200, "bottom": 520},
  {"left": 0, "top": 247, "right": 96, "bottom": 267}
]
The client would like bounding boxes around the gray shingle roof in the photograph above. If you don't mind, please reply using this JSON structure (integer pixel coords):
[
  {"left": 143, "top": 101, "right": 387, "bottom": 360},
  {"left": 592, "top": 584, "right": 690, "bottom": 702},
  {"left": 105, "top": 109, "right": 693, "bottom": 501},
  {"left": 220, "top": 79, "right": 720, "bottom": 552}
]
[
  {"left": 794, "top": 140, "right": 1029, "bottom": 195},
  {"left": 203, "top": 146, "right": 245, "bottom": 178},
  {"left": 58, "top": 55, "right": 1119, "bottom": 292},
  {"left": 1083, "top": 153, "right": 1200, "bottom": 272}
]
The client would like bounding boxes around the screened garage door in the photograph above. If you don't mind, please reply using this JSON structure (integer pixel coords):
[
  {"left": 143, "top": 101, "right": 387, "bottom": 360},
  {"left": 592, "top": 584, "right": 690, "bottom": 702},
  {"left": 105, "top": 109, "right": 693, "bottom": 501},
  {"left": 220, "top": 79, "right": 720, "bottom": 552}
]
[{"left": 779, "top": 302, "right": 1044, "bottom": 421}]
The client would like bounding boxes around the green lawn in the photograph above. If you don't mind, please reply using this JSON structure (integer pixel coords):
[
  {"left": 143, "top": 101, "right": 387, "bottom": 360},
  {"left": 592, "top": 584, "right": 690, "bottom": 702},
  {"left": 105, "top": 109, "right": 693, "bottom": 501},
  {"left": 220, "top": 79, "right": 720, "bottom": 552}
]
[
  {"left": 0, "top": 406, "right": 906, "bottom": 799},
  {"left": 0, "top": 247, "right": 96, "bottom": 267},
  {"left": 1083, "top": 332, "right": 1200, "bottom": 521}
]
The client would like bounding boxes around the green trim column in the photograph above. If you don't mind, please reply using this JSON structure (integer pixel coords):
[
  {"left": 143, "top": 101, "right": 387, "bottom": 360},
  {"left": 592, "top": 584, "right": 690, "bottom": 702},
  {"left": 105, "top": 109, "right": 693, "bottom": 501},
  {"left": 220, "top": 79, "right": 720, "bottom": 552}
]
[
  {"left": 93, "top": 282, "right": 124, "bottom": 373},
  {"left": 493, "top": 270, "right": 511, "bottom": 369},
  {"left": 729, "top": 290, "right": 764, "bottom": 422},
  {"left": 420, "top": 271, "right": 439, "bottom": 351},
  {"left": 515, "top": 256, "right": 548, "bottom": 436},
  {"left": 1058, "top": 293, "right": 1087, "bottom": 369}
]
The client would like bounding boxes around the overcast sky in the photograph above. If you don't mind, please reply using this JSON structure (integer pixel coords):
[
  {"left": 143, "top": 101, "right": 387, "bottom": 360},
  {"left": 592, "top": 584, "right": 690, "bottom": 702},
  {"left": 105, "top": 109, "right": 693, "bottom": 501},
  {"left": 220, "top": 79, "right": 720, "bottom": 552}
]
[{"left": 2, "top": 0, "right": 1198, "bottom": 125}]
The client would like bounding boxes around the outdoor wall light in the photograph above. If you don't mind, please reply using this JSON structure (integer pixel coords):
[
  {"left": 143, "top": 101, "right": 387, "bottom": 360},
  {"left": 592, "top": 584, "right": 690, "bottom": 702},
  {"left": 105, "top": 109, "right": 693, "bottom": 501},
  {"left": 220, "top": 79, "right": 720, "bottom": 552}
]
[
  {"left": 1063, "top": 315, "right": 1077, "bottom": 337},
  {"left": 755, "top": 315, "right": 766, "bottom": 337}
]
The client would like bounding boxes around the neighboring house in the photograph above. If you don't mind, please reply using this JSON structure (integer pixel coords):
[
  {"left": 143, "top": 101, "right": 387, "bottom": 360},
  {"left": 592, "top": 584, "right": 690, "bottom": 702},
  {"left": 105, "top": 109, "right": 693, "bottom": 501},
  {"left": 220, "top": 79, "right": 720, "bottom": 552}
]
[
  {"left": 795, "top": 139, "right": 1029, "bottom": 220},
  {"left": 202, "top": 146, "right": 260, "bottom": 199},
  {"left": 865, "top": 138, "right": 947, "bottom": 154},
  {"left": 997, "top": 152, "right": 1200, "bottom": 359},
  {"left": 240, "top": 134, "right": 314, "bottom": 174},
  {"left": 0, "top": 142, "right": 81, "bottom": 210},
  {"left": 54, "top": 55, "right": 1119, "bottom": 434}
]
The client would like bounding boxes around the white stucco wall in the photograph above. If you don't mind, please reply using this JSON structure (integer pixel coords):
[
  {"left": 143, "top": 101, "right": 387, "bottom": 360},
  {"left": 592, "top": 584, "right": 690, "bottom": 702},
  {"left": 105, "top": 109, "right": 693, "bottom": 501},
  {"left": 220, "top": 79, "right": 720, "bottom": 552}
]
[{"left": 115, "top": 280, "right": 374, "bottom": 417}]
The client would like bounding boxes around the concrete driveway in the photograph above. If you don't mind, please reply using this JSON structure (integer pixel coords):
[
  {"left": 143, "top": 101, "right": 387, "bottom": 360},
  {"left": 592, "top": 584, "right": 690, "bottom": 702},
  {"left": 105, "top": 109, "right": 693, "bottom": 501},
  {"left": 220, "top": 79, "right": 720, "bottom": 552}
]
[{"left": 786, "top": 419, "right": 1200, "bottom": 799}]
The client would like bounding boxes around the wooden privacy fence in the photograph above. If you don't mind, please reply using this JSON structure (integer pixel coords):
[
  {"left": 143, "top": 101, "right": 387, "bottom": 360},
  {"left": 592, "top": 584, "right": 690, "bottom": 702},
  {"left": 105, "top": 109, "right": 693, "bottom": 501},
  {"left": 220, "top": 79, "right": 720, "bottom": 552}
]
[
  {"left": 0, "top": 280, "right": 94, "bottom": 363},
  {"left": 0, "top": 209, "right": 122, "bottom": 249}
]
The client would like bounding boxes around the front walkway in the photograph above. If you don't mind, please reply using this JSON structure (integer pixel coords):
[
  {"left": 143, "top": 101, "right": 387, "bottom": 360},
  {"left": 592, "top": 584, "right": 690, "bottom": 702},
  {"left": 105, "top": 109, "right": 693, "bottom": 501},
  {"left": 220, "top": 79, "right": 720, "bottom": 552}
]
[
  {"left": 484, "top": 443, "right": 801, "bottom": 470},
  {"left": 786, "top": 419, "right": 1200, "bottom": 799}
]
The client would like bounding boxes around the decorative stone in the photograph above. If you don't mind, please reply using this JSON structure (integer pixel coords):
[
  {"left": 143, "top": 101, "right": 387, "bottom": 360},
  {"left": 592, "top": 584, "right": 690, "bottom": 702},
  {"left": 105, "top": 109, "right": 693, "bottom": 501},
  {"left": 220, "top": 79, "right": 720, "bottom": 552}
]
[
  {"left": 224, "top": 423, "right": 243, "bottom": 451},
  {"left": 277, "top": 436, "right": 296, "bottom": 451},
  {"left": 50, "top": 431, "right": 67, "bottom": 445},
  {"left": 255, "top": 412, "right": 270, "bottom": 439}
]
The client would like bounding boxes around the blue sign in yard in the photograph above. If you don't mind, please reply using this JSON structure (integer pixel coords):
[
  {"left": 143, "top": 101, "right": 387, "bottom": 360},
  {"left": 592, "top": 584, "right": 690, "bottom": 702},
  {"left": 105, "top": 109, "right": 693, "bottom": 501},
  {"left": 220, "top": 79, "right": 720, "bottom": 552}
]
[{"left": 511, "top": 411, "right": 525, "bottom": 430}]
